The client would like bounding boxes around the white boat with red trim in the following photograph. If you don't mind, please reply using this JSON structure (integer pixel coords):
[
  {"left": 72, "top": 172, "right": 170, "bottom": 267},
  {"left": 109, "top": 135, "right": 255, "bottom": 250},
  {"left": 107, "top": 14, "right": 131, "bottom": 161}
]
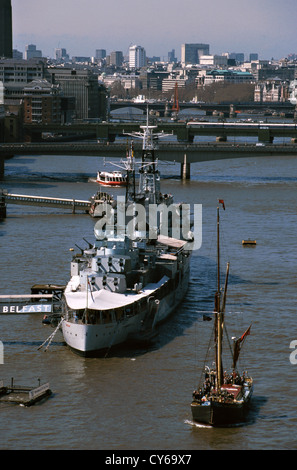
[{"left": 96, "top": 170, "right": 127, "bottom": 186}]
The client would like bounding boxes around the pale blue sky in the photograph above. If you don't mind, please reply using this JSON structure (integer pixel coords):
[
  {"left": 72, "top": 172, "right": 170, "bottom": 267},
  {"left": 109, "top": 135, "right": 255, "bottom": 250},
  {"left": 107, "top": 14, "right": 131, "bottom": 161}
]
[{"left": 12, "top": 0, "right": 297, "bottom": 60}]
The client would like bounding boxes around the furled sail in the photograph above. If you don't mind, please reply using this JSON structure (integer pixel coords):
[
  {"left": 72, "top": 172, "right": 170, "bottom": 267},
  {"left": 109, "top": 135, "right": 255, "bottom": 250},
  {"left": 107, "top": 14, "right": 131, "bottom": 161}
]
[{"left": 232, "top": 324, "right": 252, "bottom": 369}]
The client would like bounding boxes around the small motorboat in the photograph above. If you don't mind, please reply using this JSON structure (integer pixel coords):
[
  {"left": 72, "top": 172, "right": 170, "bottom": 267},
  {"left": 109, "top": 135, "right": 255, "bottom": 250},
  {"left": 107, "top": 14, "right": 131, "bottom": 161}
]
[
  {"left": 242, "top": 239, "right": 257, "bottom": 246},
  {"left": 42, "top": 313, "right": 61, "bottom": 326}
]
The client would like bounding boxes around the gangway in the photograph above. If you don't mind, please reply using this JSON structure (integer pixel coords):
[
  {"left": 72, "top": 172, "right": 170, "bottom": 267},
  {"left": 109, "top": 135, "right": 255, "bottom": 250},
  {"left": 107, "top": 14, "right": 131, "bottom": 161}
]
[
  {"left": 0, "top": 285, "right": 65, "bottom": 315},
  {"left": 1, "top": 189, "right": 91, "bottom": 213}
]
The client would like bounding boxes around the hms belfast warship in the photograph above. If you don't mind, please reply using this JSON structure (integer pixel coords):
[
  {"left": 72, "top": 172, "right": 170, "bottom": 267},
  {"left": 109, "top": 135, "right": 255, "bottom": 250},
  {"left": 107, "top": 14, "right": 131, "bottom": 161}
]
[{"left": 61, "top": 122, "right": 193, "bottom": 356}]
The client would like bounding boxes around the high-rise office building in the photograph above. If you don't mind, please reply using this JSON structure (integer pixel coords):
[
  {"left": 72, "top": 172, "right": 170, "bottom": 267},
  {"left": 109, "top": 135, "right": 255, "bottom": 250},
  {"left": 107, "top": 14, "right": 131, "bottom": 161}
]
[
  {"left": 249, "top": 53, "right": 259, "bottom": 62},
  {"left": 110, "top": 51, "right": 123, "bottom": 67},
  {"left": 229, "top": 52, "right": 245, "bottom": 63},
  {"left": 13, "top": 49, "right": 23, "bottom": 59},
  {"left": 96, "top": 49, "right": 106, "bottom": 60},
  {"left": 25, "top": 44, "right": 43, "bottom": 60},
  {"left": 0, "top": 58, "right": 46, "bottom": 100},
  {"left": 45, "top": 67, "right": 103, "bottom": 120},
  {"left": 181, "top": 43, "right": 209, "bottom": 65},
  {"left": 0, "top": 0, "right": 13, "bottom": 58},
  {"left": 55, "top": 48, "right": 69, "bottom": 61},
  {"left": 168, "top": 49, "right": 177, "bottom": 63},
  {"left": 129, "top": 45, "right": 146, "bottom": 69}
]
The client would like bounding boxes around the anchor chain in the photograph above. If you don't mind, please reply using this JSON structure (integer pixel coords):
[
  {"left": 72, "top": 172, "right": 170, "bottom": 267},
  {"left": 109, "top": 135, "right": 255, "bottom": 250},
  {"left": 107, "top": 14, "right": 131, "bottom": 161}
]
[{"left": 38, "top": 319, "right": 63, "bottom": 352}]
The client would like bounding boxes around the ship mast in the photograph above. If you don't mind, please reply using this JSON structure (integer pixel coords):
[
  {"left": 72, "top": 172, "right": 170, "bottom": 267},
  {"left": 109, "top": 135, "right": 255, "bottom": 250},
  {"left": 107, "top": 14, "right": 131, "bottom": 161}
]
[
  {"left": 215, "top": 202, "right": 228, "bottom": 393},
  {"left": 124, "top": 107, "right": 171, "bottom": 206}
]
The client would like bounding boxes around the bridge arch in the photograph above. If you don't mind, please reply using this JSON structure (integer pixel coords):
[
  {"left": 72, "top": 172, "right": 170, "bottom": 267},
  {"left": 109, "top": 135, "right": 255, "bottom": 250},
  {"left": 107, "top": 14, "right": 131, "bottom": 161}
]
[{"left": 110, "top": 106, "right": 145, "bottom": 119}]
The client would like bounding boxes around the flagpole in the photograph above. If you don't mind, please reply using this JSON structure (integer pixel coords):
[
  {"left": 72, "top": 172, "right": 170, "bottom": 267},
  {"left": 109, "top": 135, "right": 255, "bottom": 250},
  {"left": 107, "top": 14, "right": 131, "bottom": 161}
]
[{"left": 86, "top": 276, "right": 88, "bottom": 310}]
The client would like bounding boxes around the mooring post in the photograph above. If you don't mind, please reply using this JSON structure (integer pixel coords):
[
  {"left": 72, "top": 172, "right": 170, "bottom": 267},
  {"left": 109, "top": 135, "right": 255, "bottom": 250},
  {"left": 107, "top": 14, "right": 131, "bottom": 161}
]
[
  {"left": 181, "top": 153, "right": 190, "bottom": 180},
  {"left": 0, "top": 340, "right": 3, "bottom": 365}
]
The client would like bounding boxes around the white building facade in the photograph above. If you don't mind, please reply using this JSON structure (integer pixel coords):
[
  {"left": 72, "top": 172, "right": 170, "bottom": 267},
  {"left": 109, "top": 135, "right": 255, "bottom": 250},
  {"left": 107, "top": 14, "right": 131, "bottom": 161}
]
[
  {"left": 99, "top": 73, "right": 141, "bottom": 90},
  {"left": 199, "top": 55, "right": 228, "bottom": 67},
  {"left": 289, "top": 80, "right": 297, "bottom": 104},
  {"left": 129, "top": 45, "right": 146, "bottom": 69}
]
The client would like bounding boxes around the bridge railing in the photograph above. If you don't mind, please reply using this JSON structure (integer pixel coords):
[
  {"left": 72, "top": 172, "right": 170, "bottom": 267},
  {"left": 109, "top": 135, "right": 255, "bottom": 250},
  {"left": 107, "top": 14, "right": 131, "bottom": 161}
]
[{"left": 2, "top": 192, "right": 91, "bottom": 210}]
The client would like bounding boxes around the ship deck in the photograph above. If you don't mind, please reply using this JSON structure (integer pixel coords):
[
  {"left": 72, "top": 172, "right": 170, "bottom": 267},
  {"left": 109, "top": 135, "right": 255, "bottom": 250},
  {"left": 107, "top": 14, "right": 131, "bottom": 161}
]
[
  {"left": 65, "top": 275, "right": 170, "bottom": 310},
  {"left": 221, "top": 384, "right": 242, "bottom": 400}
]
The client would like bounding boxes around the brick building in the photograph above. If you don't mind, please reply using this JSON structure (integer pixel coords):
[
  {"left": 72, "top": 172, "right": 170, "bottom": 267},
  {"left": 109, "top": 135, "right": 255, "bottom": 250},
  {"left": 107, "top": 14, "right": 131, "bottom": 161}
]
[{"left": 23, "top": 79, "right": 62, "bottom": 124}]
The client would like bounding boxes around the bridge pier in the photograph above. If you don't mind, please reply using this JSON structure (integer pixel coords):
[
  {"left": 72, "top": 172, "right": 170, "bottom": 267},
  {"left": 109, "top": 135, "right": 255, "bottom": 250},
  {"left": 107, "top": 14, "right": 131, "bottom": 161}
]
[
  {"left": 0, "top": 189, "right": 6, "bottom": 218},
  {"left": 0, "top": 155, "right": 4, "bottom": 179},
  {"left": 229, "top": 104, "right": 236, "bottom": 118},
  {"left": 180, "top": 154, "right": 190, "bottom": 180},
  {"left": 258, "top": 127, "right": 274, "bottom": 143}
]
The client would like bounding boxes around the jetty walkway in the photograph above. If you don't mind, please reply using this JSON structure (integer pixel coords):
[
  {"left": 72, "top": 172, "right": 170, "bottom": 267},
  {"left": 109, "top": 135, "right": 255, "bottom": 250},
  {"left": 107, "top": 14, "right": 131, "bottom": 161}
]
[{"left": 1, "top": 190, "right": 91, "bottom": 213}]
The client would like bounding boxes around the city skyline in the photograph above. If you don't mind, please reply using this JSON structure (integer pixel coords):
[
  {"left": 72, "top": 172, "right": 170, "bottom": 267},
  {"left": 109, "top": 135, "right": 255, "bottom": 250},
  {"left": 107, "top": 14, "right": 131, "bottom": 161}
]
[{"left": 11, "top": 0, "right": 297, "bottom": 61}]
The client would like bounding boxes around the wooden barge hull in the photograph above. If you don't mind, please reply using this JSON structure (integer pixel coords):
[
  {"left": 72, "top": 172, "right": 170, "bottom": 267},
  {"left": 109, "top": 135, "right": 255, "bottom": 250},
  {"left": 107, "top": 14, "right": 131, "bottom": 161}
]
[{"left": 191, "top": 399, "right": 252, "bottom": 426}]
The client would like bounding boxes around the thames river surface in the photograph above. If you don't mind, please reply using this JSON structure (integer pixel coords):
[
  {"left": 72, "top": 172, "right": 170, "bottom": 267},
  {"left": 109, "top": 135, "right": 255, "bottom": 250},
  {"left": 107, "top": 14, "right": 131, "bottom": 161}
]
[{"left": 0, "top": 144, "right": 297, "bottom": 450}]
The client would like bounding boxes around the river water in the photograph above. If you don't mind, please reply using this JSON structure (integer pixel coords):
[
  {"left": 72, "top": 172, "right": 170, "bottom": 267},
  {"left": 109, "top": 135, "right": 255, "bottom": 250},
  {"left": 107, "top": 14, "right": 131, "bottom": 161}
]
[{"left": 0, "top": 146, "right": 297, "bottom": 451}]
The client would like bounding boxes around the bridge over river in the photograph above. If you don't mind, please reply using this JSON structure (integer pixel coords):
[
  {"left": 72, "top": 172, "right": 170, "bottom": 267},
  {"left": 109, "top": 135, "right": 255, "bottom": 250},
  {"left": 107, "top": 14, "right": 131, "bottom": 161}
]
[
  {"left": 109, "top": 100, "right": 296, "bottom": 117},
  {"left": 1, "top": 140, "right": 297, "bottom": 180},
  {"left": 2, "top": 116, "right": 297, "bottom": 180},
  {"left": 22, "top": 120, "right": 297, "bottom": 144}
]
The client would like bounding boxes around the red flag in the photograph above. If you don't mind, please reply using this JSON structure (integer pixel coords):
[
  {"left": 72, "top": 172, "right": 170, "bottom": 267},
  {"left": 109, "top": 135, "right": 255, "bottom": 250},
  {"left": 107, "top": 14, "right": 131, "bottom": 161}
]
[
  {"left": 219, "top": 199, "right": 225, "bottom": 210},
  {"left": 240, "top": 324, "right": 251, "bottom": 342},
  {"left": 232, "top": 324, "right": 251, "bottom": 369}
]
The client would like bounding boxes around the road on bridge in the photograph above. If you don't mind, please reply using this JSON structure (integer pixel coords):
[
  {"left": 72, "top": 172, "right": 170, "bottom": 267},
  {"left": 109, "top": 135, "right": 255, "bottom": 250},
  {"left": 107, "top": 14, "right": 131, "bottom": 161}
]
[{"left": 1, "top": 141, "right": 297, "bottom": 163}]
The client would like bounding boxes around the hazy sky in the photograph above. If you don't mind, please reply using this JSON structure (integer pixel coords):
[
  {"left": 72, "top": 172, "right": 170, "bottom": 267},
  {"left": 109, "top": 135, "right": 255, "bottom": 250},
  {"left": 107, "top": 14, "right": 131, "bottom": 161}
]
[{"left": 11, "top": 0, "right": 297, "bottom": 60}]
